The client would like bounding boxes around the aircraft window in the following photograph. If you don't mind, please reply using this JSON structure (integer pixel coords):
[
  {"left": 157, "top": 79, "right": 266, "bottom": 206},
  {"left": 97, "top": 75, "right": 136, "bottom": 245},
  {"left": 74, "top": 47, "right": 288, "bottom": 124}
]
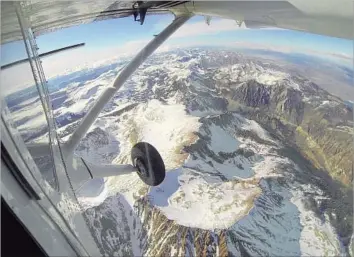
[
  {"left": 2, "top": 2, "right": 352, "bottom": 255},
  {"left": 1, "top": 41, "right": 58, "bottom": 189}
]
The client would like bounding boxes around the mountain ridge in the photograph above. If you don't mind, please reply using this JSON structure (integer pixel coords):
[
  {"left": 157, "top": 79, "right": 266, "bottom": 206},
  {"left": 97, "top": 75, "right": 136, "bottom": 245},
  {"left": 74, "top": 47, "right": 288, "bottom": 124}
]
[{"left": 8, "top": 47, "right": 352, "bottom": 256}]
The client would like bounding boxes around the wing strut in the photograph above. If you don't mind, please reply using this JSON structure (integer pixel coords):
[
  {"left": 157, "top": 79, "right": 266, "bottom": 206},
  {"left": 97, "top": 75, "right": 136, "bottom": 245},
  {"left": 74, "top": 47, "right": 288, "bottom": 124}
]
[{"left": 62, "top": 14, "right": 192, "bottom": 158}]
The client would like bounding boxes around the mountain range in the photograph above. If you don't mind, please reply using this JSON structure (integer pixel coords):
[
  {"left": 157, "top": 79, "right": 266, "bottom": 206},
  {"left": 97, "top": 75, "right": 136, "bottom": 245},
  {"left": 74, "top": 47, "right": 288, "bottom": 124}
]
[{"left": 7, "top": 47, "right": 353, "bottom": 256}]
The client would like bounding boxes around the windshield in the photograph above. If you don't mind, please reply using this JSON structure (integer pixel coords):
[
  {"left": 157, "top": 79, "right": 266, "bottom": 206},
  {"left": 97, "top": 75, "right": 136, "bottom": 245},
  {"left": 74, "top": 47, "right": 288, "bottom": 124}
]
[{"left": 2, "top": 7, "right": 353, "bottom": 257}]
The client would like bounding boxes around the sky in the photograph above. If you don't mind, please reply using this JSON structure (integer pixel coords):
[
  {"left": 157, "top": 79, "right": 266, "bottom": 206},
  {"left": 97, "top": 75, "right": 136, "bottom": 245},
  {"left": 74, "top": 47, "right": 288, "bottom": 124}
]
[{"left": 1, "top": 14, "right": 353, "bottom": 95}]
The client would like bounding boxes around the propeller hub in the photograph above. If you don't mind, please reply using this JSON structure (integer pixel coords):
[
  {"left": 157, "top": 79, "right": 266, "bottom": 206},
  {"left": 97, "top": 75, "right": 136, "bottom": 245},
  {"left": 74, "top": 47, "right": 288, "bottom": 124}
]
[{"left": 135, "top": 158, "right": 148, "bottom": 177}]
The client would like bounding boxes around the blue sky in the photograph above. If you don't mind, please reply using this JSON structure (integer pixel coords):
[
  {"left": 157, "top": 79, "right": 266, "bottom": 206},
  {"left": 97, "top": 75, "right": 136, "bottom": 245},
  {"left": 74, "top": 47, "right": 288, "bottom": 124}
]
[
  {"left": 2, "top": 14, "right": 353, "bottom": 65},
  {"left": 1, "top": 14, "right": 175, "bottom": 65},
  {"left": 1, "top": 14, "right": 352, "bottom": 94}
]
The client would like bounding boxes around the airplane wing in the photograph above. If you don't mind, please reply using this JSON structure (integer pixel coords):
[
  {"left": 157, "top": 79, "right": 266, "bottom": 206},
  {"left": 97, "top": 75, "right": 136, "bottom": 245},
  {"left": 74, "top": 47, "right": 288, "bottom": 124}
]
[
  {"left": 1, "top": 1, "right": 186, "bottom": 44},
  {"left": 174, "top": 1, "right": 353, "bottom": 39},
  {"left": 1, "top": 0, "right": 353, "bottom": 45}
]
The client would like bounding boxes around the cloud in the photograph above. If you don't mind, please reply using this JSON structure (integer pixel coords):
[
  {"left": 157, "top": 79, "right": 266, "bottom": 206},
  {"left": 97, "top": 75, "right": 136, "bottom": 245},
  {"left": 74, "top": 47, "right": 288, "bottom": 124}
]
[
  {"left": 113, "top": 39, "right": 149, "bottom": 55},
  {"left": 41, "top": 39, "right": 150, "bottom": 77},
  {"left": 160, "top": 39, "right": 353, "bottom": 69},
  {"left": 1, "top": 62, "right": 35, "bottom": 96},
  {"left": 171, "top": 18, "right": 245, "bottom": 38},
  {"left": 3, "top": 15, "right": 351, "bottom": 96},
  {"left": 0, "top": 38, "right": 158, "bottom": 95},
  {"left": 158, "top": 17, "right": 283, "bottom": 39},
  {"left": 325, "top": 52, "right": 352, "bottom": 61}
]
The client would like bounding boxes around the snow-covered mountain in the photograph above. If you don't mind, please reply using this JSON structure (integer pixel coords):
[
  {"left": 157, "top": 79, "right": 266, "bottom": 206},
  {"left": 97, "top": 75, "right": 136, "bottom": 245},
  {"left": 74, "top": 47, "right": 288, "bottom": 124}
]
[{"left": 8, "top": 48, "right": 353, "bottom": 256}]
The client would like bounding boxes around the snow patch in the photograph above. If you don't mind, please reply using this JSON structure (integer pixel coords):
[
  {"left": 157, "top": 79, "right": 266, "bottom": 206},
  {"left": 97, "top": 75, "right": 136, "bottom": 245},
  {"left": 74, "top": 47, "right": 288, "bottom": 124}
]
[
  {"left": 113, "top": 99, "right": 201, "bottom": 169},
  {"left": 319, "top": 100, "right": 339, "bottom": 108},
  {"left": 149, "top": 168, "right": 260, "bottom": 230},
  {"left": 77, "top": 179, "right": 109, "bottom": 209},
  {"left": 291, "top": 191, "right": 341, "bottom": 256},
  {"left": 239, "top": 117, "right": 277, "bottom": 144}
]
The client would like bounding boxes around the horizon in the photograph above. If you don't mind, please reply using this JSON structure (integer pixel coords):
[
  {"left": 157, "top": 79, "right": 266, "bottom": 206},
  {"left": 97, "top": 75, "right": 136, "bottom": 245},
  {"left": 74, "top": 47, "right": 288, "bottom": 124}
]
[{"left": 1, "top": 14, "right": 353, "bottom": 95}]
